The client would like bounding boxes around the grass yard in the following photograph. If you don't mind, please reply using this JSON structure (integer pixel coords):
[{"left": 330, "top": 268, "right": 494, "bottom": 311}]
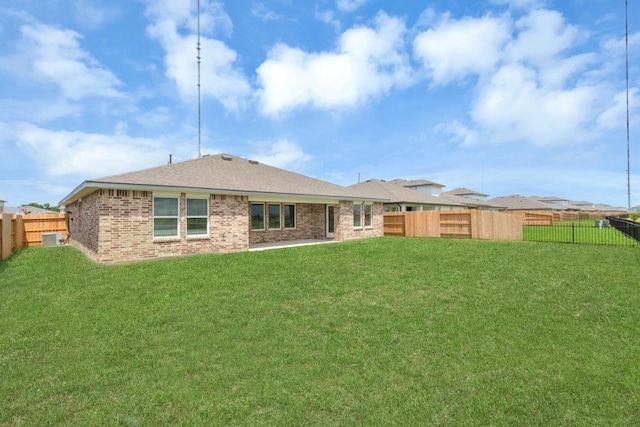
[
  {"left": 1, "top": 237, "right": 640, "bottom": 426},
  {"left": 524, "top": 219, "right": 639, "bottom": 246}
]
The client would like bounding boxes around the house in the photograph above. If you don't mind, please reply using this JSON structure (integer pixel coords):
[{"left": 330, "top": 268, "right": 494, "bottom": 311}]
[
  {"left": 387, "top": 178, "right": 445, "bottom": 196},
  {"left": 443, "top": 188, "right": 505, "bottom": 211},
  {"left": 631, "top": 205, "right": 640, "bottom": 213},
  {"left": 348, "top": 179, "right": 465, "bottom": 212},
  {"left": 488, "top": 195, "right": 562, "bottom": 211},
  {"left": 59, "top": 154, "right": 385, "bottom": 263}
]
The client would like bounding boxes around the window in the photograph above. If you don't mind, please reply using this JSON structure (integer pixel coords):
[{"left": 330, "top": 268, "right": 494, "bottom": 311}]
[
  {"left": 187, "top": 198, "right": 208, "bottom": 236},
  {"left": 284, "top": 204, "right": 295, "bottom": 229},
  {"left": 154, "top": 196, "right": 179, "bottom": 238},
  {"left": 268, "top": 204, "right": 281, "bottom": 229},
  {"left": 353, "top": 203, "right": 362, "bottom": 227},
  {"left": 251, "top": 204, "right": 265, "bottom": 230},
  {"left": 364, "top": 204, "right": 372, "bottom": 227}
]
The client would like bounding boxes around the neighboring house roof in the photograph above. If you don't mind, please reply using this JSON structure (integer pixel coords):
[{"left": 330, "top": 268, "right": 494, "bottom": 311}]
[
  {"left": 440, "top": 192, "right": 505, "bottom": 210},
  {"left": 531, "top": 195, "right": 569, "bottom": 204},
  {"left": 445, "top": 187, "right": 489, "bottom": 199},
  {"left": 488, "top": 195, "right": 560, "bottom": 211},
  {"left": 348, "top": 179, "right": 465, "bottom": 208},
  {"left": 60, "top": 153, "right": 385, "bottom": 206},
  {"left": 388, "top": 178, "right": 445, "bottom": 188},
  {"left": 18, "top": 206, "right": 59, "bottom": 214}
]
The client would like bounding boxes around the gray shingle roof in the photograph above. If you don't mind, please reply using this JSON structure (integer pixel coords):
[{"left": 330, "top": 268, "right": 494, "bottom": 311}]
[
  {"left": 488, "top": 195, "right": 559, "bottom": 211},
  {"left": 349, "top": 179, "right": 464, "bottom": 207},
  {"left": 60, "top": 153, "right": 384, "bottom": 205}
]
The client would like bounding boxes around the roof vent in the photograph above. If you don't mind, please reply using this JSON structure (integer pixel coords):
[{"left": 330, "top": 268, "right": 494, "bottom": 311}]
[
  {"left": 249, "top": 159, "right": 259, "bottom": 164},
  {"left": 221, "top": 155, "right": 232, "bottom": 161}
]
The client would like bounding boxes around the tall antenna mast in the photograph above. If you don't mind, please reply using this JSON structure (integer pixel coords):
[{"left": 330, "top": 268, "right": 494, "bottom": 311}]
[
  {"left": 197, "top": 0, "right": 202, "bottom": 158},
  {"left": 626, "top": 0, "right": 631, "bottom": 210}
]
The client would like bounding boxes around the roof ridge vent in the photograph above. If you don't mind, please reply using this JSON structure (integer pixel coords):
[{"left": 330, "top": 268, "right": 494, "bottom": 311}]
[
  {"left": 249, "top": 159, "right": 259, "bottom": 164},
  {"left": 221, "top": 155, "right": 232, "bottom": 161}
]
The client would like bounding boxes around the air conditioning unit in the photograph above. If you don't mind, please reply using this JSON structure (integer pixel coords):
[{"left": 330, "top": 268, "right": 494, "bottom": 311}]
[{"left": 42, "top": 232, "right": 63, "bottom": 247}]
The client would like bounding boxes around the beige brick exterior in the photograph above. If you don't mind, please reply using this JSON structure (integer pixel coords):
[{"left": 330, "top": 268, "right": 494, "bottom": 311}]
[{"left": 67, "top": 189, "right": 383, "bottom": 263}]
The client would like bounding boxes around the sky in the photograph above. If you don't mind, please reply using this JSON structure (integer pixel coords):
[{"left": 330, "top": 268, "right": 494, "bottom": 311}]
[{"left": 0, "top": 0, "right": 638, "bottom": 209}]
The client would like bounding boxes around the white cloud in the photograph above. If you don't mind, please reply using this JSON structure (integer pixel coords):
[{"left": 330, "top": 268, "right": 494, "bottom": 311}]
[
  {"left": 256, "top": 12, "right": 413, "bottom": 116},
  {"left": 11, "top": 122, "right": 168, "bottom": 178},
  {"left": 505, "top": 9, "right": 582, "bottom": 64},
  {"left": 490, "top": 0, "right": 546, "bottom": 10},
  {"left": 597, "top": 88, "right": 639, "bottom": 130},
  {"left": 144, "top": 0, "right": 250, "bottom": 111},
  {"left": 421, "top": 8, "right": 624, "bottom": 148},
  {"left": 0, "top": 23, "right": 122, "bottom": 100},
  {"left": 413, "top": 14, "right": 511, "bottom": 85},
  {"left": 251, "top": 3, "right": 280, "bottom": 22},
  {"left": 249, "top": 139, "right": 312, "bottom": 169},
  {"left": 337, "top": 0, "right": 368, "bottom": 13},
  {"left": 471, "top": 64, "right": 599, "bottom": 146}
]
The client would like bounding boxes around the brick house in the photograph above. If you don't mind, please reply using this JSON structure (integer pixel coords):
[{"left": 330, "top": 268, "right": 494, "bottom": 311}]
[{"left": 60, "top": 154, "right": 385, "bottom": 263}]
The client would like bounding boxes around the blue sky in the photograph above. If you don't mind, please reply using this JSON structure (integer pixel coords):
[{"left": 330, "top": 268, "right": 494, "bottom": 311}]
[{"left": 0, "top": 0, "right": 638, "bottom": 208}]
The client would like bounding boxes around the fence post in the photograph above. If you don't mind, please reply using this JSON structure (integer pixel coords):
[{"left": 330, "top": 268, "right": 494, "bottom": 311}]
[
  {"left": 1, "top": 213, "right": 12, "bottom": 262},
  {"left": 15, "top": 214, "right": 24, "bottom": 250},
  {"left": 572, "top": 223, "right": 575, "bottom": 244}
]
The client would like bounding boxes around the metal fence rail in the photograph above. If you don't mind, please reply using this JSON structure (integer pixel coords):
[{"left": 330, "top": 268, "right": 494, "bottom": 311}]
[
  {"left": 606, "top": 216, "right": 640, "bottom": 243},
  {"left": 523, "top": 220, "right": 639, "bottom": 247}
]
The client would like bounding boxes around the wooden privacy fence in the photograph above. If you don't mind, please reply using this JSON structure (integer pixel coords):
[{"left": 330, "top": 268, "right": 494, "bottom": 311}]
[
  {"left": 0, "top": 213, "right": 69, "bottom": 262},
  {"left": 384, "top": 210, "right": 523, "bottom": 241}
]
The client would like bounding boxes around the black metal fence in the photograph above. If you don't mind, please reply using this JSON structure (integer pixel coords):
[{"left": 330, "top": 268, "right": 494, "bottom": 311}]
[
  {"left": 606, "top": 216, "right": 640, "bottom": 242},
  {"left": 523, "top": 218, "right": 640, "bottom": 247}
]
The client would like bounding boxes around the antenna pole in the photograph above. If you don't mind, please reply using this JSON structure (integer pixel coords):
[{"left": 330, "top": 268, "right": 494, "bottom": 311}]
[
  {"left": 197, "top": 0, "right": 202, "bottom": 158},
  {"left": 626, "top": 0, "right": 631, "bottom": 210}
]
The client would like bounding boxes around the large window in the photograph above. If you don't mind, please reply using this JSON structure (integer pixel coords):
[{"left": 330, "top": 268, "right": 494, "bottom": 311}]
[
  {"left": 353, "top": 203, "right": 362, "bottom": 227},
  {"left": 363, "top": 204, "right": 372, "bottom": 227},
  {"left": 187, "top": 198, "right": 208, "bottom": 236},
  {"left": 251, "top": 204, "right": 265, "bottom": 230},
  {"left": 268, "top": 204, "right": 281, "bottom": 229},
  {"left": 284, "top": 204, "right": 295, "bottom": 229},
  {"left": 154, "top": 196, "right": 179, "bottom": 238}
]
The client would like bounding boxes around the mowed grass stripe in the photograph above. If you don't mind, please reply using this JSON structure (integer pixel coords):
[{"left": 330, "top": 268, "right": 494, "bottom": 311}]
[{"left": 1, "top": 238, "right": 639, "bottom": 426}]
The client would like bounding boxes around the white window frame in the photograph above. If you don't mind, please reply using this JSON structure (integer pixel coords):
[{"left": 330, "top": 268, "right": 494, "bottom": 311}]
[
  {"left": 363, "top": 203, "right": 373, "bottom": 228},
  {"left": 353, "top": 203, "right": 362, "bottom": 228},
  {"left": 284, "top": 204, "right": 296, "bottom": 229},
  {"left": 268, "top": 203, "right": 281, "bottom": 230},
  {"left": 251, "top": 203, "right": 265, "bottom": 230},
  {"left": 153, "top": 195, "right": 180, "bottom": 238},
  {"left": 186, "top": 196, "right": 209, "bottom": 237}
]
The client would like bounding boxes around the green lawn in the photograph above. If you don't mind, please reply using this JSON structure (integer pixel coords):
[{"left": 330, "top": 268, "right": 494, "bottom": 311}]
[
  {"left": 524, "top": 219, "right": 639, "bottom": 246},
  {"left": 1, "top": 238, "right": 640, "bottom": 426}
]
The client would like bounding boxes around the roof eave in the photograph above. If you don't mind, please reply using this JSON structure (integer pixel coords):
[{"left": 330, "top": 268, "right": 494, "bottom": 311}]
[{"left": 60, "top": 181, "right": 388, "bottom": 206}]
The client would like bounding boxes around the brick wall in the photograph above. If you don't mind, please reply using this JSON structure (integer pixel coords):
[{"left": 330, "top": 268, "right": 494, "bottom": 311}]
[
  {"left": 68, "top": 190, "right": 250, "bottom": 263},
  {"left": 66, "top": 192, "right": 100, "bottom": 261},
  {"left": 334, "top": 201, "right": 384, "bottom": 241},
  {"left": 67, "top": 190, "right": 384, "bottom": 263},
  {"left": 249, "top": 203, "right": 325, "bottom": 244}
]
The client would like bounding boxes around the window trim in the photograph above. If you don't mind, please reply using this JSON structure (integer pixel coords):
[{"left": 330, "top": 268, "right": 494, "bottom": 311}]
[
  {"left": 251, "top": 203, "right": 265, "bottom": 230},
  {"left": 153, "top": 195, "right": 180, "bottom": 239},
  {"left": 353, "top": 203, "right": 362, "bottom": 228},
  {"left": 268, "top": 203, "right": 281, "bottom": 230},
  {"left": 284, "top": 204, "right": 296, "bottom": 229},
  {"left": 363, "top": 203, "right": 373, "bottom": 228},
  {"left": 186, "top": 196, "right": 209, "bottom": 237}
]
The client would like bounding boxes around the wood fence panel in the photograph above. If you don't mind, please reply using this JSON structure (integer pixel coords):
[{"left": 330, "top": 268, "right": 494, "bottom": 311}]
[
  {"left": 383, "top": 213, "right": 405, "bottom": 236},
  {"left": 1, "top": 213, "right": 12, "bottom": 262},
  {"left": 489, "top": 210, "right": 523, "bottom": 241},
  {"left": 385, "top": 210, "right": 523, "bottom": 241},
  {"left": 522, "top": 211, "right": 554, "bottom": 226},
  {"left": 439, "top": 211, "right": 472, "bottom": 238},
  {"left": 22, "top": 214, "right": 68, "bottom": 247},
  {"left": 409, "top": 211, "right": 439, "bottom": 237}
]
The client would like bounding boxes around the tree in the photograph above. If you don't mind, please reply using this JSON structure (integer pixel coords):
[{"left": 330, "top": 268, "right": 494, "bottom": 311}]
[{"left": 26, "top": 202, "right": 61, "bottom": 212}]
